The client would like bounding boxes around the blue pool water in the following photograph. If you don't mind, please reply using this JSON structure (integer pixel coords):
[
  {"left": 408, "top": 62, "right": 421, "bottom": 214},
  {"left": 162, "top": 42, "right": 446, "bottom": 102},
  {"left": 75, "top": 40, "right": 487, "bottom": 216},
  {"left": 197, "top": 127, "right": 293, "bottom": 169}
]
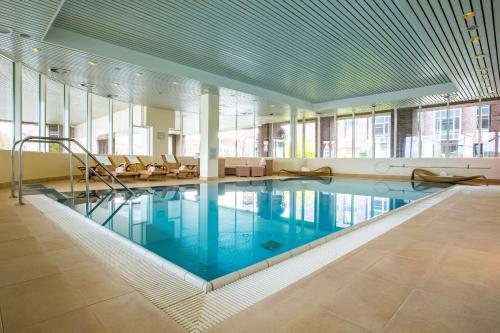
[{"left": 62, "top": 178, "right": 448, "bottom": 281}]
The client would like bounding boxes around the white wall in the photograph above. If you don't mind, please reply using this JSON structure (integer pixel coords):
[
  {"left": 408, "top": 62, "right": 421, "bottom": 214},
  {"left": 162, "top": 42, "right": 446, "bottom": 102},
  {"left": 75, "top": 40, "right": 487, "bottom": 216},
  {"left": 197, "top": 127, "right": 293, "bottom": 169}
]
[
  {"left": 271, "top": 157, "right": 500, "bottom": 180},
  {"left": 146, "top": 107, "right": 177, "bottom": 163}
]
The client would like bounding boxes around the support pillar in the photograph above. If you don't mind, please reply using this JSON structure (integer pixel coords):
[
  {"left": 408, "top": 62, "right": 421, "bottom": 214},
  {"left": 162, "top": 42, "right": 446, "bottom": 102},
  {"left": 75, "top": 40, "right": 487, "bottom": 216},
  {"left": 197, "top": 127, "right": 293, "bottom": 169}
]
[
  {"left": 199, "top": 93, "right": 219, "bottom": 179},
  {"left": 13, "top": 62, "right": 22, "bottom": 143},
  {"left": 290, "top": 108, "right": 297, "bottom": 158}
]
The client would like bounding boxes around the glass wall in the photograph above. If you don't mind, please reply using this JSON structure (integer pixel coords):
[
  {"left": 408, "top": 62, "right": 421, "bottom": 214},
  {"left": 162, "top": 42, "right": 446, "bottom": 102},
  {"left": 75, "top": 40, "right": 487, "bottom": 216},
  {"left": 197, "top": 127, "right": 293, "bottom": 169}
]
[
  {"left": 112, "top": 100, "right": 130, "bottom": 154},
  {"left": 46, "top": 79, "right": 65, "bottom": 152},
  {"left": 132, "top": 105, "right": 149, "bottom": 155},
  {"left": 91, "top": 95, "right": 109, "bottom": 154},
  {"left": 21, "top": 68, "right": 39, "bottom": 151},
  {"left": 337, "top": 117, "right": 353, "bottom": 158},
  {"left": 354, "top": 116, "right": 372, "bottom": 158},
  {"left": 69, "top": 87, "right": 87, "bottom": 153},
  {"left": 320, "top": 116, "right": 335, "bottom": 158},
  {"left": 0, "top": 56, "right": 13, "bottom": 150},
  {"left": 296, "top": 118, "right": 316, "bottom": 158},
  {"left": 374, "top": 114, "right": 391, "bottom": 158},
  {"left": 182, "top": 111, "right": 200, "bottom": 156}
]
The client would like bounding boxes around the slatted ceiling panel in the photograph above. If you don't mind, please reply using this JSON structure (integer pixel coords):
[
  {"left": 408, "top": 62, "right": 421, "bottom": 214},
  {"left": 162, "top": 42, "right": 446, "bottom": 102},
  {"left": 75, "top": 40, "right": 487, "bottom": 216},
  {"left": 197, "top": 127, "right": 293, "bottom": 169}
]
[
  {"left": 403, "top": 0, "right": 499, "bottom": 100},
  {"left": 0, "top": 0, "right": 63, "bottom": 40},
  {"left": 52, "top": 0, "right": 449, "bottom": 103}
]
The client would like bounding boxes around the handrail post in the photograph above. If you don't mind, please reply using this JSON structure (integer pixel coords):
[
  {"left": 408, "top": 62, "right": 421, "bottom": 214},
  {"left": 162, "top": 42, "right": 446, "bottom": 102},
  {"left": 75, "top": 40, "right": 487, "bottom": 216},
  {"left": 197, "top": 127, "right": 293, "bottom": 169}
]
[
  {"left": 85, "top": 152, "right": 90, "bottom": 214},
  {"left": 18, "top": 142, "right": 24, "bottom": 205},
  {"left": 10, "top": 142, "right": 19, "bottom": 198},
  {"left": 69, "top": 152, "right": 74, "bottom": 199}
]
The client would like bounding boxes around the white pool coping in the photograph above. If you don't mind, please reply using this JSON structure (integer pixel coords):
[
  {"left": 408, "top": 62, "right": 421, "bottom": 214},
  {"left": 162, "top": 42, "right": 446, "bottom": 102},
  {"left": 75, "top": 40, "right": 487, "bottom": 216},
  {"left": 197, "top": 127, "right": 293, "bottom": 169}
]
[{"left": 26, "top": 184, "right": 459, "bottom": 332}]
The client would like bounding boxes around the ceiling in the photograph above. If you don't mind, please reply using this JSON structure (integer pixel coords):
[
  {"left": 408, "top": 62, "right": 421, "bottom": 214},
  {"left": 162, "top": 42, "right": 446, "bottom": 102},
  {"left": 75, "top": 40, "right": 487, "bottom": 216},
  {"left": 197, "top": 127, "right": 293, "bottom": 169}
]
[{"left": 0, "top": 0, "right": 498, "bottom": 117}]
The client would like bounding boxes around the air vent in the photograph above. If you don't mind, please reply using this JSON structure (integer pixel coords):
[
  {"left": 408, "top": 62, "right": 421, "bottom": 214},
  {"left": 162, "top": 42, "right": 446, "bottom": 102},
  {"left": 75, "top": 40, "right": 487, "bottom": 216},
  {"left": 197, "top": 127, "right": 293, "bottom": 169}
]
[
  {"left": 49, "top": 67, "right": 70, "bottom": 75},
  {"left": 79, "top": 82, "right": 96, "bottom": 89}
]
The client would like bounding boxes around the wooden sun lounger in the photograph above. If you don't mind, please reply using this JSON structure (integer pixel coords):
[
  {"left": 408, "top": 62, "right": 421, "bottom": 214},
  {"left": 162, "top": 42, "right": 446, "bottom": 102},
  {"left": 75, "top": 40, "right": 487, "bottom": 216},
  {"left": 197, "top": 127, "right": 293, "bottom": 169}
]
[
  {"left": 94, "top": 156, "right": 138, "bottom": 182},
  {"left": 124, "top": 155, "right": 168, "bottom": 180},
  {"left": 278, "top": 166, "right": 333, "bottom": 177},
  {"left": 160, "top": 154, "right": 193, "bottom": 177},
  {"left": 411, "top": 168, "right": 488, "bottom": 185}
]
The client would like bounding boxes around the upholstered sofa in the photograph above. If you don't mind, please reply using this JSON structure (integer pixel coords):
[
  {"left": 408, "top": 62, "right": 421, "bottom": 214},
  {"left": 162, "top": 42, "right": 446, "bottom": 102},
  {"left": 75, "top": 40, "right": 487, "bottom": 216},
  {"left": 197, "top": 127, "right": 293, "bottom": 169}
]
[{"left": 222, "top": 157, "right": 273, "bottom": 177}]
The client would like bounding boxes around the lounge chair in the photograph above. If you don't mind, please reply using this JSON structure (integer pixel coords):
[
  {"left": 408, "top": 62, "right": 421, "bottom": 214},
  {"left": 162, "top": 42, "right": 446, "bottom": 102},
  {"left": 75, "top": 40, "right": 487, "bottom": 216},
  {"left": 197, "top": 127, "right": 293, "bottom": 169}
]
[
  {"left": 123, "top": 155, "right": 168, "bottom": 180},
  {"left": 94, "top": 155, "right": 138, "bottom": 182},
  {"left": 160, "top": 154, "right": 192, "bottom": 177},
  {"left": 278, "top": 166, "right": 333, "bottom": 177},
  {"left": 411, "top": 168, "right": 488, "bottom": 185}
]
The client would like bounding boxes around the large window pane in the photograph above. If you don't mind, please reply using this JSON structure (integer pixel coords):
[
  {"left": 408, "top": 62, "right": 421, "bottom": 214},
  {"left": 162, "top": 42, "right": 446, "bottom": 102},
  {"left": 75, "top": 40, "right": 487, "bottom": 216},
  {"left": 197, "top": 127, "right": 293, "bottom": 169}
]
[
  {"left": 133, "top": 126, "right": 149, "bottom": 155},
  {"left": 374, "top": 114, "right": 391, "bottom": 158},
  {"left": 219, "top": 109, "right": 236, "bottom": 157},
  {"left": 337, "top": 118, "right": 352, "bottom": 158},
  {"left": 69, "top": 87, "right": 87, "bottom": 153},
  {"left": 320, "top": 116, "right": 335, "bottom": 157},
  {"left": 0, "top": 56, "right": 13, "bottom": 150},
  {"left": 236, "top": 111, "right": 256, "bottom": 157},
  {"left": 46, "top": 79, "right": 64, "bottom": 152},
  {"left": 113, "top": 100, "right": 130, "bottom": 154},
  {"left": 91, "top": 95, "right": 109, "bottom": 154},
  {"left": 21, "top": 68, "right": 39, "bottom": 151},
  {"left": 272, "top": 121, "right": 291, "bottom": 158},
  {"left": 354, "top": 116, "right": 371, "bottom": 158},
  {"left": 296, "top": 119, "right": 316, "bottom": 158},
  {"left": 395, "top": 108, "right": 419, "bottom": 158},
  {"left": 182, "top": 112, "right": 200, "bottom": 156}
]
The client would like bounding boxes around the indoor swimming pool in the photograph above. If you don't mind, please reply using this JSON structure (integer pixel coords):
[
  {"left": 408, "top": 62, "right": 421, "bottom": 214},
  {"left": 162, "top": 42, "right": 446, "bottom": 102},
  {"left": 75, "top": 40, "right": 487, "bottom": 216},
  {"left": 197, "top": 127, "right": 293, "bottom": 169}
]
[{"left": 61, "top": 178, "right": 449, "bottom": 281}]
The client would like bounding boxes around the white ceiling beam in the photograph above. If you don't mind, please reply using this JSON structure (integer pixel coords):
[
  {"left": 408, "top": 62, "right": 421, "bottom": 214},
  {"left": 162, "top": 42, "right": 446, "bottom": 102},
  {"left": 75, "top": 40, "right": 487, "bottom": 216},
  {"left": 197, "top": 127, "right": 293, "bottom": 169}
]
[
  {"left": 313, "top": 82, "right": 456, "bottom": 111},
  {"left": 44, "top": 27, "right": 313, "bottom": 109}
]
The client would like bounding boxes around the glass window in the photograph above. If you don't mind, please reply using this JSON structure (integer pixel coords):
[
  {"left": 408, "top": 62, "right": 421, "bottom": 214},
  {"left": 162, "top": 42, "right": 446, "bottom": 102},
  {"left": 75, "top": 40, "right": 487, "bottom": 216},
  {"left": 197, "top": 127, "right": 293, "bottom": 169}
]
[
  {"left": 21, "top": 68, "right": 39, "bottom": 151},
  {"left": 69, "top": 87, "right": 87, "bottom": 153},
  {"left": 46, "top": 79, "right": 65, "bottom": 152},
  {"left": 236, "top": 111, "right": 256, "bottom": 157},
  {"left": 0, "top": 56, "right": 13, "bottom": 150},
  {"left": 336, "top": 118, "right": 352, "bottom": 158},
  {"left": 296, "top": 119, "right": 317, "bottom": 158},
  {"left": 113, "top": 100, "right": 130, "bottom": 154},
  {"left": 395, "top": 108, "right": 419, "bottom": 158},
  {"left": 477, "top": 106, "right": 490, "bottom": 131},
  {"left": 133, "top": 126, "right": 149, "bottom": 155},
  {"left": 374, "top": 115, "right": 391, "bottom": 158},
  {"left": 272, "top": 121, "right": 291, "bottom": 158},
  {"left": 133, "top": 104, "right": 145, "bottom": 126},
  {"left": 320, "top": 116, "right": 335, "bottom": 158},
  {"left": 354, "top": 116, "right": 371, "bottom": 158},
  {"left": 219, "top": 109, "right": 236, "bottom": 157},
  {"left": 91, "top": 94, "right": 109, "bottom": 154},
  {"left": 182, "top": 112, "right": 200, "bottom": 156}
]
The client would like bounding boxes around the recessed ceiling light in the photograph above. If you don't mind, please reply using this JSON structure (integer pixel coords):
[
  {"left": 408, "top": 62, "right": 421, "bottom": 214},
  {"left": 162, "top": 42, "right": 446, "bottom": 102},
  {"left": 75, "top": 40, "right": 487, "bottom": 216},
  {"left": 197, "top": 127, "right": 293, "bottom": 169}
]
[
  {"left": 49, "top": 67, "right": 70, "bottom": 74},
  {"left": 79, "top": 82, "right": 96, "bottom": 89},
  {"left": 32, "top": 47, "right": 42, "bottom": 53},
  {"left": 88, "top": 60, "right": 97, "bottom": 66},
  {"left": 466, "top": 25, "right": 478, "bottom": 31},
  {"left": 470, "top": 35, "right": 480, "bottom": 43},
  {"left": 113, "top": 82, "right": 120, "bottom": 87},
  {"left": 0, "top": 26, "right": 13, "bottom": 35},
  {"left": 475, "top": 53, "right": 486, "bottom": 59},
  {"left": 135, "top": 72, "right": 143, "bottom": 76},
  {"left": 270, "top": 104, "right": 275, "bottom": 107},
  {"left": 172, "top": 81, "right": 179, "bottom": 85},
  {"left": 203, "top": 89, "right": 209, "bottom": 93},
  {"left": 463, "top": 11, "right": 475, "bottom": 19},
  {"left": 479, "top": 67, "right": 488, "bottom": 73}
]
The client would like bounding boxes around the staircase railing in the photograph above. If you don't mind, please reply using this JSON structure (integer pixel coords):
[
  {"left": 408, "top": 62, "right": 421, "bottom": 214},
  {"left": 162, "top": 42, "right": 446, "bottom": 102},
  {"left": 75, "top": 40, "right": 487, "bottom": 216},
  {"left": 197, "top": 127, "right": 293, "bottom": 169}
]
[{"left": 11, "top": 136, "right": 135, "bottom": 205}]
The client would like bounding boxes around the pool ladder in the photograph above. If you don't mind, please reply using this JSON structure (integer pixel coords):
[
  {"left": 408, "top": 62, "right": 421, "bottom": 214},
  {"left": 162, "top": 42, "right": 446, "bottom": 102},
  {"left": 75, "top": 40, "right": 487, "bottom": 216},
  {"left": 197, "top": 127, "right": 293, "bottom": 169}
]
[{"left": 10, "top": 136, "right": 135, "bottom": 205}]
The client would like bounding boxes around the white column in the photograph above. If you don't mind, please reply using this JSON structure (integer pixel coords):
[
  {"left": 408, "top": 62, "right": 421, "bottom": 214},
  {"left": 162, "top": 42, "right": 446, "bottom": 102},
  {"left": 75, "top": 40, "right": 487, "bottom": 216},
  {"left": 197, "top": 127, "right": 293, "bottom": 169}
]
[
  {"left": 333, "top": 113, "right": 338, "bottom": 158},
  {"left": 86, "top": 93, "right": 92, "bottom": 152},
  {"left": 290, "top": 108, "right": 297, "bottom": 158},
  {"left": 39, "top": 74, "right": 46, "bottom": 151},
  {"left": 108, "top": 98, "right": 113, "bottom": 154},
  {"left": 371, "top": 105, "right": 375, "bottom": 158},
  {"left": 63, "top": 84, "right": 70, "bottom": 152},
  {"left": 316, "top": 115, "right": 321, "bottom": 158},
  {"left": 128, "top": 103, "right": 133, "bottom": 154},
  {"left": 418, "top": 104, "right": 422, "bottom": 158},
  {"left": 199, "top": 93, "right": 219, "bottom": 179},
  {"left": 351, "top": 109, "right": 355, "bottom": 158},
  {"left": 178, "top": 111, "right": 183, "bottom": 155},
  {"left": 13, "top": 62, "right": 22, "bottom": 142},
  {"left": 301, "top": 112, "right": 306, "bottom": 158},
  {"left": 445, "top": 97, "right": 450, "bottom": 158},
  {"left": 393, "top": 107, "right": 397, "bottom": 158},
  {"left": 477, "top": 97, "right": 482, "bottom": 157}
]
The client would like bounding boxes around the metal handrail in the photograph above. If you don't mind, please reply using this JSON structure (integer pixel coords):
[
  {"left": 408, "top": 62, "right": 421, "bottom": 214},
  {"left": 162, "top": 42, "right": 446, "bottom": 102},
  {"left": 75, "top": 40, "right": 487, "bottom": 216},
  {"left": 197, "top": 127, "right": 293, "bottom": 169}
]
[{"left": 11, "top": 136, "right": 135, "bottom": 205}]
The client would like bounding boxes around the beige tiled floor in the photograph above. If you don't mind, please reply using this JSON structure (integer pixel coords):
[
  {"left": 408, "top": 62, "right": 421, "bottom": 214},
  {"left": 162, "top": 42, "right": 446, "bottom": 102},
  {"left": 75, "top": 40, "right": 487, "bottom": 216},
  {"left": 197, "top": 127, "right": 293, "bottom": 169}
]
[{"left": 1, "top": 180, "right": 499, "bottom": 332}]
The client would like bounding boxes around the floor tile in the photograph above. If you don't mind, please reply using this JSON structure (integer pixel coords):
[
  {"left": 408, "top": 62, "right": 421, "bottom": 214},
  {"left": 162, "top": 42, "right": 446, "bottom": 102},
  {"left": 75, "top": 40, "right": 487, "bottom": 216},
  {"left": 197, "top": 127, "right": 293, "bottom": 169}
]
[
  {"left": 366, "top": 254, "right": 433, "bottom": 288},
  {"left": 63, "top": 263, "right": 134, "bottom": 305},
  {"left": 0, "top": 253, "right": 59, "bottom": 287},
  {"left": 383, "top": 290, "right": 500, "bottom": 333},
  {"left": 322, "top": 274, "right": 411, "bottom": 332},
  {"left": 11, "top": 307, "right": 106, "bottom": 333},
  {"left": 0, "top": 237, "right": 46, "bottom": 260},
  {"left": 0, "top": 223, "right": 32, "bottom": 242},
  {"left": 0, "top": 274, "right": 85, "bottom": 332},
  {"left": 90, "top": 292, "right": 184, "bottom": 333}
]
